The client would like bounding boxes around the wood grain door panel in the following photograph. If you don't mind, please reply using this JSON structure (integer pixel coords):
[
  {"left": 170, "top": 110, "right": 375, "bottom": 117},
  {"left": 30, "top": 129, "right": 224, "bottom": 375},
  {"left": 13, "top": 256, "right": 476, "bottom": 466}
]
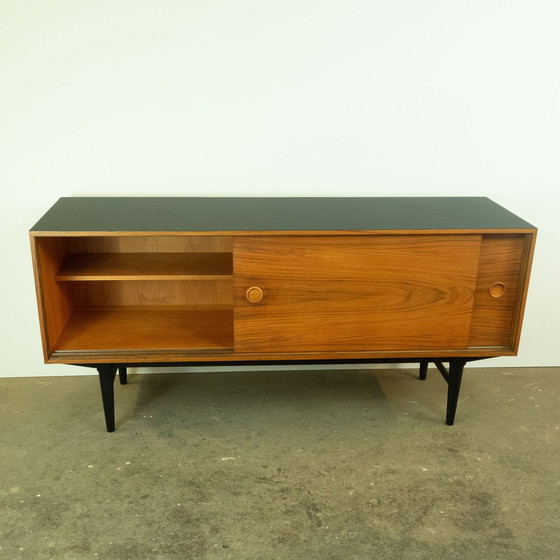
[
  {"left": 234, "top": 236, "right": 481, "bottom": 353},
  {"left": 468, "top": 234, "right": 528, "bottom": 348}
]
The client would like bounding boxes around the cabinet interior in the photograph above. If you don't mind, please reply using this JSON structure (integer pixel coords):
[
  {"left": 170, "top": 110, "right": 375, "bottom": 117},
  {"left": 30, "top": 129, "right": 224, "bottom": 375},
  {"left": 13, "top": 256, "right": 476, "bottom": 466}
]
[{"left": 35, "top": 235, "right": 234, "bottom": 355}]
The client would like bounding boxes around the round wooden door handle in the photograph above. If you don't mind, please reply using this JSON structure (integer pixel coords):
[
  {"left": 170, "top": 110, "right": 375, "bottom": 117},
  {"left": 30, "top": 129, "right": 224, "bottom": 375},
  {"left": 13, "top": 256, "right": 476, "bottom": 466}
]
[
  {"left": 490, "top": 282, "right": 506, "bottom": 298},
  {"left": 246, "top": 286, "right": 264, "bottom": 303}
]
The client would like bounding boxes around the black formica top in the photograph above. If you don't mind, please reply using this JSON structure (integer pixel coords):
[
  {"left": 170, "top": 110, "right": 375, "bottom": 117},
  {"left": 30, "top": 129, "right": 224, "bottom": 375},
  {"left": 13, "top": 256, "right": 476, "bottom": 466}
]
[{"left": 31, "top": 197, "right": 535, "bottom": 233}]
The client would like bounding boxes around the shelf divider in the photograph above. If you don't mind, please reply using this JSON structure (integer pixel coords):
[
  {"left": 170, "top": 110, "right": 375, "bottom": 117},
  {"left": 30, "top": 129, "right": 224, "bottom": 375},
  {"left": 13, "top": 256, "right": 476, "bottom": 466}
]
[{"left": 56, "top": 252, "right": 233, "bottom": 281}]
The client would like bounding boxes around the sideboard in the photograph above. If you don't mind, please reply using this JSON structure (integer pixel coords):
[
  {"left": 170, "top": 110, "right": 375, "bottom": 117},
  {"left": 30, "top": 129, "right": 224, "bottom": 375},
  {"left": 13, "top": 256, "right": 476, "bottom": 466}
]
[{"left": 30, "top": 197, "right": 536, "bottom": 431}]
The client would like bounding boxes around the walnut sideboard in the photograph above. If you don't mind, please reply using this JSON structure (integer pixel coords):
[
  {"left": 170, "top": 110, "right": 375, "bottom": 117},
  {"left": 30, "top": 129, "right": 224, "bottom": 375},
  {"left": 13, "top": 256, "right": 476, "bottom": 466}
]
[{"left": 30, "top": 197, "right": 536, "bottom": 431}]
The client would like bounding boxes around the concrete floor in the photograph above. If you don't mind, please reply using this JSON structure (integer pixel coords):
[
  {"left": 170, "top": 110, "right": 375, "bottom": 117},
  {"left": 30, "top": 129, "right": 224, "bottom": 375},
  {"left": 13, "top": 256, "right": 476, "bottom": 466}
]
[{"left": 1, "top": 365, "right": 559, "bottom": 560}]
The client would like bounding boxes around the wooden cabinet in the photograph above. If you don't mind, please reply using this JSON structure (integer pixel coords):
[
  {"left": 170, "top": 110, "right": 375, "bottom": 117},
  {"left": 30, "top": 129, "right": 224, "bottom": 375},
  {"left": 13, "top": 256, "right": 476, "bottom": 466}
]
[{"left": 30, "top": 197, "right": 536, "bottom": 430}]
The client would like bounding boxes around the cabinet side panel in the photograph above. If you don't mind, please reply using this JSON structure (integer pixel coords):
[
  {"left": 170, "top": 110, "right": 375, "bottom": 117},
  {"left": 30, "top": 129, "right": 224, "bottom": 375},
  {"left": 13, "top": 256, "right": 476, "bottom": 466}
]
[
  {"left": 234, "top": 235, "right": 481, "bottom": 353},
  {"left": 468, "top": 235, "right": 526, "bottom": 349},
  {"left": 33, "top": 237, "right": 74, "bottom": 358},
  {"left": 509, "top": 232, "right": 537, "bottom": 352}
]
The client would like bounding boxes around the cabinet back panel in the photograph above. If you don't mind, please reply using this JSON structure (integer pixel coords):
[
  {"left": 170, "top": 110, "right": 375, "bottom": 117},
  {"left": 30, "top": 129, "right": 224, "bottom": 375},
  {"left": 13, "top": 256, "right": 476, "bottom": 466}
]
[
  {"left": 71, "top": 280, "right": 233, "bottom": 306},
  {"left": 65, "top": 236, "right": 232, "bottom": 253}
]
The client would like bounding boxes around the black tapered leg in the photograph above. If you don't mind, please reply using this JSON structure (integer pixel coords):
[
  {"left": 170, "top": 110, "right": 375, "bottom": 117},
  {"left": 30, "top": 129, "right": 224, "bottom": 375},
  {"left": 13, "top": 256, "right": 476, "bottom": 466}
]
[
  {"left": 97, "top": 365, "right": 117, "bottom": 432},
  {"left": 419, "top": 360, "right": 428, "bottom": 380},
  {"left": 446, "top": 358, "right": 467, "bottom": 426},
  {"left": 118, "top": 366, "right": 128, "bottom": 385}
]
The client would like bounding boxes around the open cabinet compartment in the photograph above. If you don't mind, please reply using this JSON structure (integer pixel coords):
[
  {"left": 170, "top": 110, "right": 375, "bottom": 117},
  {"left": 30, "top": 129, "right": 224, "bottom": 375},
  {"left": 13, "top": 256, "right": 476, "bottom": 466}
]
[{"left": 32, "top": 235, "right": 234, "bottom": 360}]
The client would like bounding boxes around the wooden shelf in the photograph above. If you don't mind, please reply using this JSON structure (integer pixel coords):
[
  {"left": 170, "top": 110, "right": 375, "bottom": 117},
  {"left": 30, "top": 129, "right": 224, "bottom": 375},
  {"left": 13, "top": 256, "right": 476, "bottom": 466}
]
[
  {"left": 56, "top": 253, "right": 233, "bottom": 281},
  {"left": 53, "top": 306, "right": 233, "bottom": 352}
]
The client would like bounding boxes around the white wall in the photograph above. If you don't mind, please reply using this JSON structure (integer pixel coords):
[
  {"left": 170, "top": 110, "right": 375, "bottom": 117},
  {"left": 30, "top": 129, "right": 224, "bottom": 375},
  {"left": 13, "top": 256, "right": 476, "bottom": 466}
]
[{"left": 1, "top": 1, "right": 558, "bottom": 377}]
